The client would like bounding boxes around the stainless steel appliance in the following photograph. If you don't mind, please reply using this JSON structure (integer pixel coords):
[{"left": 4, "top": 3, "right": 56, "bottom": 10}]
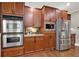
[
  {"left": 44, "top": 22, "right": 55, "bottom": 31},
  {"left": 2, "top": 34, "right": 23, "bottom": 48},
  {"left": 56, "top": 19, "right": 71, "bottom": 50},
  {"left": 2, "top": 15, "right": 23, "bottom": 48},
  {"left": 3, "top": 16, "right": 23, "bottom": 33}
]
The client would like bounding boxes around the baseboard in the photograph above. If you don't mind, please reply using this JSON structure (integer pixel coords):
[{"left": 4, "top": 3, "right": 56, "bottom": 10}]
[{"left": 75, "top": 43, "right": 79, "bottom": 46}]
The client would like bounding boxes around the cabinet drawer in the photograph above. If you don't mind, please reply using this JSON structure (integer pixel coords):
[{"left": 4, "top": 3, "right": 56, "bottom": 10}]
[{"left": 24, "top": 37, "right": 35, "bottom": 53}]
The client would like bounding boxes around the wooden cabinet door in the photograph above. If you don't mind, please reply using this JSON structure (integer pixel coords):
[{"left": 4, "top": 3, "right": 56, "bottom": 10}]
[
  {"left": 44, "top": 32, "right": 56, "bottom": 49},
  {"left": 68, "top": 14, "right": 71, "bottom": 20},
  {"left": 24, "top": 37, "right": 34, "bottom": 53},
  {"left": 2, "top": 2, "right": 14, "bottom": 15},
  {"left": 44, "top": 7, "right": 51, "bottom": 21},
  {"left": 24, "top": 6, "right": 33, "bottom": 27},
  {"left": 35, "top": 36, "right": 44, "bottom": 50},
  {"left": 50, "top": 9, "right": 56, "bottom": 22},
  {"left": 33, "top": 9, "right": 41, "bottom": 27},
  {"left": 43, "top": 6, "right": 56, "bottom": 22},
  {"left": 52, "top": 33, "right": 56, "bottom": 48},
  {"left": 49, "top": 33, "right": 56, "bottom": 49},
  {"left": 56, "top": 9, "right": 61, "bottom": 20},
  {"left": 14, "top": 2, "right": 24, "bottom": 16},
  {"left": 44, "top": 33, "right": 50, "bottom": 49},
  {"left": 61, "top": 10, "right": 68, "bottom": 20}
]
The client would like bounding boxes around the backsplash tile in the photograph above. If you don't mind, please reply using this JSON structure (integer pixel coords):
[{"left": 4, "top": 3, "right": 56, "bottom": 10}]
[{"left": 25, "top": 27, "right": 39, "bottom": 34}]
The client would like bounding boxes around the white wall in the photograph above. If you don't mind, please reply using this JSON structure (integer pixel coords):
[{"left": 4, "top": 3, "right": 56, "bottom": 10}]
[{"left": 71, "top": 10, "right": 79, "bottom": 46}]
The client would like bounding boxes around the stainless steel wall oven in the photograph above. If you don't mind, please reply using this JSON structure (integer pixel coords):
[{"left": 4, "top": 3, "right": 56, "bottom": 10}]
[{"left": 2, "top": 15, "right": 23, "bottom": 48}]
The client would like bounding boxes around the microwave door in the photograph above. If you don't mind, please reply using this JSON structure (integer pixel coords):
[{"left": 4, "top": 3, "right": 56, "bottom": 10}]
[
  {"left": 3, "top": 20, "right": 23, "bottom": 33},
  {"left": 51, "top": 24, "right": 54, "bottom": 29},
  {"left": 46, "top": 24, "right": 51, "bottom": 29}
]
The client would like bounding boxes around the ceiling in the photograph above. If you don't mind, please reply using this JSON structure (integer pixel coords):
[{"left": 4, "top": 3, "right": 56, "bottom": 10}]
[{"left": 25, "top": 2, "right": 79, "bottom": 14}]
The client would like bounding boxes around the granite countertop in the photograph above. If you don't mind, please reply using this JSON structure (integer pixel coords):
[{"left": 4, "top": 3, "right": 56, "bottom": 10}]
[{"left": 24, "top": 34, "right": 44, "bottom": 37}]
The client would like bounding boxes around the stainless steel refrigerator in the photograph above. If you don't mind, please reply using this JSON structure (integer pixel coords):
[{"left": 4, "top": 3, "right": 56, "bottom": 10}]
[{"left": 56, "top": 19, "right": 71, "bottom": 50}]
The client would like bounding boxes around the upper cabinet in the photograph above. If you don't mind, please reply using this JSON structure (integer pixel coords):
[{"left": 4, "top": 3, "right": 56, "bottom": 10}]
[
  {"left": 33, "top": 9, "right": 42, "bottom": 27},
  {"left": 14, "top": 3, "right": 24, "bottom": 16},
  {"left": 42, "top": 6, "right": 56, "bottom": 22},
  {"left": 56, "top": 9, "right": 61, "bottom": 20},
  {"left": 56, "top": 9, "right": 68, "bottom": 20},
  {"left": 24, "top": 6, "right": 42, "bottom": 27},
  {"left": 1, "top": 2, "right": 24, "bottom": 16},
  {"left": 24, "top": 6, "right": 33, "bottom": 27},
  {"left": 61, "top": 10, "right": 68, "bottom": 20},
  {"left": 67, "top": 14, "right": 71, "bottom": 20},
  {"left": 1, "top": 2, "right": 13, "bottom": 15}
]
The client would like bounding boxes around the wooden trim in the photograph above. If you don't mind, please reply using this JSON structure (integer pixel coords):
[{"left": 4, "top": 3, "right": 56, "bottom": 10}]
[
  {"left": 24, "top": 49, "right": 44, "bottom": 54},
  {"left": 2, "top": 46, "right": 24, "bottom": 57},
  {"left": 41, "top": 5, "right": 58, "bottom": 10}
]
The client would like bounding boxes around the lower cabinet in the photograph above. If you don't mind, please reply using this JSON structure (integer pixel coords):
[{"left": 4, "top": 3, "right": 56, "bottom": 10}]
[
  {"left": 44, "top": 32, "right": 56, "bottom": 49},
  {"left": 24, "top": 33, "right": 56, "bottom": 53},
  {"left": 44, "top": 33, "right": 50, "bottom": 49},
  {"left": 24, "top": 37, "right": 35, "bottom": 53},
  {"left": 49, "top": 33, "right": 56, "bottom": 49},
  {"left": 2, "top": 47, "right": 24, "bottom": 57},
  {"left": 35, "top": 36, "right": 44, "bottom": 50},
  {"left": 24, "top": 36, "right": 44, "bottom": 53}
]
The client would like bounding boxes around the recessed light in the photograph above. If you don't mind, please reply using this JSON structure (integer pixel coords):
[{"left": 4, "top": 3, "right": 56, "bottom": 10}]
[{"left": 66, "top": 3, "right": 70, "bottom": 6}]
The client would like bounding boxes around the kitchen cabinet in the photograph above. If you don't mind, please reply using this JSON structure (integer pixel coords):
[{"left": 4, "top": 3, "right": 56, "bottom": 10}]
[
  {"left": 24, "top": 36, "right": 44, "bottom": 53},
  {"left": 44, "top": 32, "right": 56, "bottom": 49},
  {"left": 56, "top": 10, "right": 68, "bottom": 20},
  {"left": 24, "top": 6, "right": 42, "bottom": 27},
  {"left": 49, "top": 33, "right": 56, "bottom": 49},
  {"left": 24, "top": 37, "right": 35, "bottom": 53},
  {"left": 56, "top": 9, "right": 61, "bottom": 20},
  {"left": 71, "top": 34, "right": 75, "bottom": 47},
  {"left": 2, "top": 47, "right": 24, "bottom": 57},
  {"left": 42, "top": 6, "right": 56, "bottom": 22},
  {"left": 44, "top": 33, "right": 50, "bottom": 49},
  {"left": 35, "top": 36, "right": 44, "bottom": 50},
  {"left": 68, "top": 14, "right": 71, "bottom": 20},
  {"left": 61, "top": 10, "right": 68, "bottom": 20},
  {"left": 14, "top": 2, "right": 24, "bottom": 16},
  {"left": 33, "top": 9, "right": 42, "bottom": 27},
  {"left": 0, "top": 14, "right": 1, "bottom": 33},
  {"left": 1, "top": 2, "right": 24, "bottom": 16},
  {"left": 1, "top": 2, "right": 14, "bottom": 15},
  {"left": 24, "top": 6, "right": 33, "bottom": 27}
]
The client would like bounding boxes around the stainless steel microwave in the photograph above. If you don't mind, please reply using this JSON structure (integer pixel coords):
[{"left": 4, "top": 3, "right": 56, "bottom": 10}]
[
  {"left": 2, "top": 19, "right": 23, "bottom": 33},
  {"left": 44, "top": 22, "right": 55, "bottom": 31},
  {"left": 2, "top": 15, "right": 23, "bottom": 33}
]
